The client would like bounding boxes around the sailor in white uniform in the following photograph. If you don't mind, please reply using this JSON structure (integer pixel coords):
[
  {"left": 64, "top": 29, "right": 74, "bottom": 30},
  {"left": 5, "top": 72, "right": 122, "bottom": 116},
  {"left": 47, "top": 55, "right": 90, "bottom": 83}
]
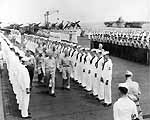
[
  {"left": 113, "top": 83, "right": 138, "bottom": 120},
  {"left": 101, "top": 51, "right": 113, "bottom": 106},
  {"left": 95, "top": 50, "right": 104, "bottom": 100},
  {"left": 89, "top": 49, "right": 98, "bottom": 95},
  {"left": 19, "top": 57, "right": 31, "bottom": 119},
  {"left": 78, "top": 48, "right": 85, "bottom": 86},
  {"left": 81, "top": 48, "right": 90, "bottom": 88},
  {"left": 73, "top": 46, "right": 81, "bottom": 82},
  {"left": 85, "top": 50, "right": 93, "bottom": 91},
  {"left": 70, "top": 45, "right": 77, "bottom": 80},
  {"left": 76, "top": 47, "right": 83, "bottom": 84}
]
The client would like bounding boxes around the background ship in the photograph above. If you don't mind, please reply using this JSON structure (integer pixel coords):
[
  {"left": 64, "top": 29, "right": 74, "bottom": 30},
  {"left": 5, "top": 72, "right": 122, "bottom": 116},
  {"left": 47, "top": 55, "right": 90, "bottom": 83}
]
[{"left": 104, "top": 17, "right": 149, "bottom": 28}]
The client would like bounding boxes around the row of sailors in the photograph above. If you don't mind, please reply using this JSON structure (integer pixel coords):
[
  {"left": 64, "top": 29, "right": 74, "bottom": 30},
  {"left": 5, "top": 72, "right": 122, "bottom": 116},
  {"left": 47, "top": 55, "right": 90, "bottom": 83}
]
[
  {"left": 89, "top": 33, "right": 149, "bottom": 49},
  {"left": 25, "top": 34, "right": 113, "bottom": 106},
  {"left": 88, "top": 29, "right": 149, "bottom": 39},
  {"left": 0, "top": 33, "right": 32, "bottom": 119},
  {"left": 89, "top": 30, "right": 149, "bottom": 48},
  {"left": 90, "top": 32, "right": 150, "bottom": 43}
]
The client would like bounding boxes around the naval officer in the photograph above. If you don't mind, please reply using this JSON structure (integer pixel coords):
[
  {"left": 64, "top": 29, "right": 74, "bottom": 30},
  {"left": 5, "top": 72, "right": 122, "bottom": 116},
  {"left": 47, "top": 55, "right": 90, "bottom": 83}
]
[
  {"left": 125, "top": 70, "right": 143, "bottom": 120},
  {"left": 61, "top": 50, "right": 73, "bottom": 90},
  {"left": 43, "top": 50, "right": 56, "bottom": 97}
]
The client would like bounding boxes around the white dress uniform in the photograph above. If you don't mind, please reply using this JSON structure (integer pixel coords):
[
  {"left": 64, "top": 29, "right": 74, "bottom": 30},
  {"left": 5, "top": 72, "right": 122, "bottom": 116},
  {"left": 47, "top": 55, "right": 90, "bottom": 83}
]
[
  {"left": 101, "top": 57, "right": 113, "bottom": 104},
  {"left": 13, "top": 55, "right": 21, "bottom": 104},
  {"left": 91, "top": 55, "right": 98, "bottom": 95},
  {"left": 76, "top": 52, "right": 82, "bottom": 83},
  {"left": 94, "top": 56, "right": 104, "bottom": 98},
  {"left": 82, "top": 53, "right": 88, "bottom": 88},
  {"left": 78, "top": 52, "right": 85, "bottom": 85},
  {"left": 8, "top": 51, "right": 18, "bottom": 91},
  {"left": 85, "top": 53, "right": 93, "bottom": 91},
  {"left": 96, "top": 56, "right": 104, "bottom": 100},
  {"left": 73, "top": 50, "right": 79, "bottom": 81},
  {"left": 80, "top": 53, "right": 87, "bottom": 87},
  {"left": 113, "top": 96, "right": 138, "bottom": 120},
  {"left": 18, "top": 64, "right": 30, "bottom": 117}
]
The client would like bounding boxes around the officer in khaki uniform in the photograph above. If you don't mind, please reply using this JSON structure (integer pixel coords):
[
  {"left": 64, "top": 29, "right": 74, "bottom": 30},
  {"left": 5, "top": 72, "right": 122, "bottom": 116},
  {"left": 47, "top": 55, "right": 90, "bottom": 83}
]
[
  {"left": 61, "top": 50, "right": 73, "bottom": 90},
  {"left": 43, "top": 51, "right": 56, "bottom": 97}
]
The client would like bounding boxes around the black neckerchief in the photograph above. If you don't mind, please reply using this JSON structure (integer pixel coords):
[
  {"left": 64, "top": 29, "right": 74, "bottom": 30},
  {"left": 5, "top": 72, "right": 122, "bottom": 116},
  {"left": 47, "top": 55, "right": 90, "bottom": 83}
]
[
  {"left": 95, "top": 57, "right": 102, "bottom": 68},
  {"left": 84, "top": 55, "right": 88, "bottom": 64},
  {"left": 102, "top": 59, "right": 108, "bottom": 70},
  {"left": 76, "top": 52, "right": 80, "bottom": 60},
  {"left": 62, "top": 47, "right": 66, "bottom": 52},
  {"left": 90, "top": 56, "right": 96, "bottom": 64},
  {"left": 71, "top": 49, "right": 76, "bottom": 57},
  {"left": 80, "top": 53, "right": 84, "bottom": 62},
  {"left": 68, "top": 48, "right": 72, "bottom": 56}
]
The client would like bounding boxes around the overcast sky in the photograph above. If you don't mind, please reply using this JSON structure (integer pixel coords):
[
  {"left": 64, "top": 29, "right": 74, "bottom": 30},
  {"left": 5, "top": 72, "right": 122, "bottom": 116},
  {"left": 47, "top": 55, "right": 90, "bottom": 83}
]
[{"left": 0, "top": 0, "right": 149, "bottom": 24}]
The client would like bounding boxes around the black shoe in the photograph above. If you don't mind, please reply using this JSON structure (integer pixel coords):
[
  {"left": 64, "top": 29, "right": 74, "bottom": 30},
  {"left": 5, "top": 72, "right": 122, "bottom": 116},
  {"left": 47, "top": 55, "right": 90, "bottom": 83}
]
[
  {"left": 65, "top": 88, "right": 70, "bottom": 91},
  {"left": 51, "top": 93, "right": 56, "bottom": 97},
  {"left": 48, "top": 87, "right": 52, "bottom": 94},
  {"left": 103, "top": 103, "right": 112, "bottom": 107},
  {"left": 96, "top": 98, "right": 102, "bottom": 101},
  {"left": 93, "top": 94, "right": 98, "bottom": 97},
  {"left": 21, "top": 115, "right": 32, "bottom": 119},
  {"left": 98, "top": 99, "right": 104, "bottom": 102},
  {"left": 28, "top": 112, "right": 31, "bottom": 115},
  {"left": 61, "top": 87, "right": 65, "bottom": 90}
]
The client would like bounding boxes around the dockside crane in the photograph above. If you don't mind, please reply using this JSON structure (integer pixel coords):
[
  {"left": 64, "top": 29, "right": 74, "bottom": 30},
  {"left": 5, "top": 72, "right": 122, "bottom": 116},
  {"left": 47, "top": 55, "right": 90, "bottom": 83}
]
[{"left": 44, "top": 10, "right": 59, "bottom": 28}]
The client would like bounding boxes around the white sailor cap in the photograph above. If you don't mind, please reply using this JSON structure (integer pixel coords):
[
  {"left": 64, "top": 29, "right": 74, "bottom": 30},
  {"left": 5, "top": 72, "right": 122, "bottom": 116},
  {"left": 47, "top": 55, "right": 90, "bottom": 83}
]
[
  {"left": 102, "top": 51, "right": 109, "bottom": 55},
  {"left": 77, "top": 45, "right": 82, "bottom": 48},
  {"left": 72, "top": 44, "right": 77, "bottom": 47},
  {"left": 125, "top": 70, "right": 133, "bottom": 76},
  {"left": 91, "top": 49, "right": 97, "bottom": 52},
  {"left": 99, "top": 43, "right": 103, "bottom": 48},
  {"left": 118, "top": 83, "right": 128, "bottom": 90},
  {"left": 85, "top": 48, "right": 90, "bottom": 50},
  {"left": 80, "top": 47, "right": 85, "bottom": 50}
]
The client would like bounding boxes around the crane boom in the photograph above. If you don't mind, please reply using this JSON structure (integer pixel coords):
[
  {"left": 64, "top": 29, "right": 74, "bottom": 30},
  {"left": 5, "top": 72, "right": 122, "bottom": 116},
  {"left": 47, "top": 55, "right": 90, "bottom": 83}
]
[{"left": 44, "top": 10, "right": 59, "bottom": 27}]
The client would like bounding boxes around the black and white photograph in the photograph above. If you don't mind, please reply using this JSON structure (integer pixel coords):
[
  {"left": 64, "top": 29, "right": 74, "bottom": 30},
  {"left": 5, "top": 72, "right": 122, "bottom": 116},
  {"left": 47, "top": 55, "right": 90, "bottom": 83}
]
[{"left": 0, "top": 0, "right": 150, "bottom": 120}]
